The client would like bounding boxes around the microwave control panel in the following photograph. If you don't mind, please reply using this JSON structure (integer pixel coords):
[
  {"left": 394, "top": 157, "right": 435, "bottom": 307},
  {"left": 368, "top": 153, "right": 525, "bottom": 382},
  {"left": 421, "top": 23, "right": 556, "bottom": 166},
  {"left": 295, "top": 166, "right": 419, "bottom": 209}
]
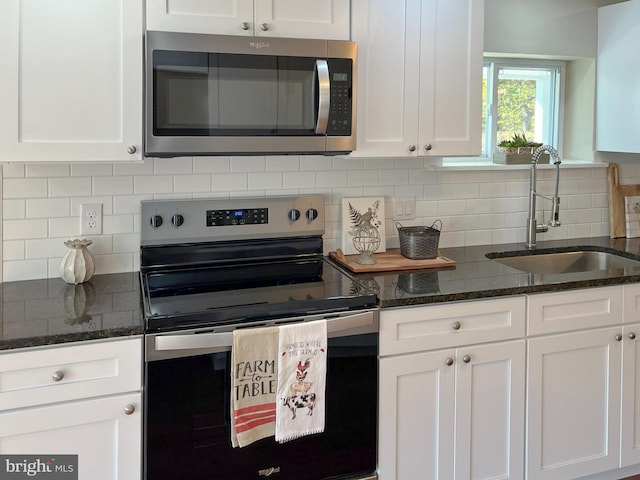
[{"left": 327, "top": 58, "right": 353, "bottom": 136}]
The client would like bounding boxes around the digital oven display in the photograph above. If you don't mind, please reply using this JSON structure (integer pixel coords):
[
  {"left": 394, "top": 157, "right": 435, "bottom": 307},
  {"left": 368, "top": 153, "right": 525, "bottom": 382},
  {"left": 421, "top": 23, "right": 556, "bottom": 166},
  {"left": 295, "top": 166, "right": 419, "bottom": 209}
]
[{"left": 206, "top": 208, "right": 268, "bottom": 226}]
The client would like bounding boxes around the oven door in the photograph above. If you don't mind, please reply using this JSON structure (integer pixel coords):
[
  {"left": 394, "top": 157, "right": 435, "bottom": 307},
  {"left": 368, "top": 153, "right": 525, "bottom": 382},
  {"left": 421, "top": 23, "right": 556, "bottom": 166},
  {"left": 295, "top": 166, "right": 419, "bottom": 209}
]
[{"left": 144, "top": 311, "right": 378, "bottom": 480}]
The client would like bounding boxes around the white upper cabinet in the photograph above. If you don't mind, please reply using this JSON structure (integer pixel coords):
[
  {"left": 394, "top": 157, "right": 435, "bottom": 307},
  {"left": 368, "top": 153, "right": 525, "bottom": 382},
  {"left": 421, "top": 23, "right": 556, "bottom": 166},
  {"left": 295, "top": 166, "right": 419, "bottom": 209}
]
[
  {"left": 351, "top": 0, "right": 484, "bottom": 157},
  {"left": 0, "top": 0, "right": 143, "bottom": 162},
  {"left": 147, "top": 0, "right": 350, "bottom": 40},
  {"left": 596, "top": 0, "right": 640, "bottom": 153}
]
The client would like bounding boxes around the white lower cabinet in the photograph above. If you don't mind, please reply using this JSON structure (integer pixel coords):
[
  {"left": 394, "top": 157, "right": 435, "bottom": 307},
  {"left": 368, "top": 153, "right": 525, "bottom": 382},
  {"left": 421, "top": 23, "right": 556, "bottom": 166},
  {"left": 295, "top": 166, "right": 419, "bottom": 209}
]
[
  {"left": 379, "top": 297, "right": 526, "bottom": 479},
  {"left": 527, "top": 327, "right": 622, "bottom": 480},
  {"left": 0, "top": 337, "right": 143, "bottom": 480},
  {"left": 0, "top": 393, "right": 141, "bottom": 480},
  {"left": 526, "top": 285, "right": 640, "bottom": 480}
]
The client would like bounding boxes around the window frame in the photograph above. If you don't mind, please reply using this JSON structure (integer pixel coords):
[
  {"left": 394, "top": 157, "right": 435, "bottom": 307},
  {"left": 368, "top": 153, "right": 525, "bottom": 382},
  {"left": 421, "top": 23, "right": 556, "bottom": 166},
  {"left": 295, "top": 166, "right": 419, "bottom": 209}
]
[{"left": 483, "top": 57, "right": 566, "bottom": 159}]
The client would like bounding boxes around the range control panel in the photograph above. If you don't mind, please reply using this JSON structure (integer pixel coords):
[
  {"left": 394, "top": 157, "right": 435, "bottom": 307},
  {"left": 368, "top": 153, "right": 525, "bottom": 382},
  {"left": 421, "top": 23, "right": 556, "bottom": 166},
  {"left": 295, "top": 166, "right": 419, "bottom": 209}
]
[{"left": 140, "top": 195, "right": 325, "bottom": 246}]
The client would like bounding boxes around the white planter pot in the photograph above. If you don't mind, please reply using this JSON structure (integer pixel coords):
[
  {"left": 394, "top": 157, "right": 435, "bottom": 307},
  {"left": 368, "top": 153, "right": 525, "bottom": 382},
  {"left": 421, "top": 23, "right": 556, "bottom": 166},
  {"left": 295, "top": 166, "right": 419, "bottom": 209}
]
[{"left": 59, "top": 239, "right": 95, "bottom": 284}]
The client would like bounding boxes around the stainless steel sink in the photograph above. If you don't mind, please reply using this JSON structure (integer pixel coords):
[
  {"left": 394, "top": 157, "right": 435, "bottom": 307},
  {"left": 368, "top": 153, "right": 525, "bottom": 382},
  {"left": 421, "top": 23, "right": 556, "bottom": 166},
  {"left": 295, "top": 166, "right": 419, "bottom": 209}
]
[{"left": 486, "top": 249, "right": 640, "bottom": 274}]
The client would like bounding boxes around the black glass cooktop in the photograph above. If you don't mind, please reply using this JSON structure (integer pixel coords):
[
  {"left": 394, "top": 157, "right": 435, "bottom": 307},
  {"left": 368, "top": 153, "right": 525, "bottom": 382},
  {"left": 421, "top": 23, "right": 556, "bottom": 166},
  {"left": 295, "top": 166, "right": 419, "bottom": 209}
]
[{"left": 141, "top": 257, "right": 377, "bottom": 333}]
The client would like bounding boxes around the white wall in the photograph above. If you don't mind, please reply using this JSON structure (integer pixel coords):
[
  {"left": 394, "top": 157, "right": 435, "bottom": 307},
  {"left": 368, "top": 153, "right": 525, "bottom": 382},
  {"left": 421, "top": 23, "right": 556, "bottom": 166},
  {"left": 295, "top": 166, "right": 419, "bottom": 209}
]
[{"left": 3, "top": 154, "right": 633, "bottom": 282}]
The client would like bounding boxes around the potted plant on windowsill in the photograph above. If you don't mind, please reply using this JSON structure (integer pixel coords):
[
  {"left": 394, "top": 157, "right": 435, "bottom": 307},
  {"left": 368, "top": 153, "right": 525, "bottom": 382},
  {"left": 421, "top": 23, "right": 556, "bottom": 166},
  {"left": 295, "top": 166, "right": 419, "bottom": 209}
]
[{"left": 493, "top": 133, "right": 549, "bottom": 165}]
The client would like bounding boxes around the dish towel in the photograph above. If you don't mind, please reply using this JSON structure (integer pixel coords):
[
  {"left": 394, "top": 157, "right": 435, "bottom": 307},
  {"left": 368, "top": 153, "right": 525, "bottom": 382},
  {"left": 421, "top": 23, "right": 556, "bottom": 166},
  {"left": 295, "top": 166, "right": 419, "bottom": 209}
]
[
  {"left": 275, "top": 319, "right": 327, "bottom": 443},
  {"left": 230, "top": 326, "right": 279, "bottom": 448}
]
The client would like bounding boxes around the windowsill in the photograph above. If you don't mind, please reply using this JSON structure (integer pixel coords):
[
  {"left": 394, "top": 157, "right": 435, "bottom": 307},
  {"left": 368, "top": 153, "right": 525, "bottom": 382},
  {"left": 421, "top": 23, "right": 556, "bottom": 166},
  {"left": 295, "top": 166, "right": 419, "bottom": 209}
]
[{"left": 436, "top": 157, "right": 608, "bottom": 170}]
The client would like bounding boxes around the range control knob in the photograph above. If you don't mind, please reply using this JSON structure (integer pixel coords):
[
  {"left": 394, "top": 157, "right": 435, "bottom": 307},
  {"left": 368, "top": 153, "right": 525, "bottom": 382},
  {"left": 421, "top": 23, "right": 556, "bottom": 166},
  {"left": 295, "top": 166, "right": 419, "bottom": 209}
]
[
  {"left": 288, "top": 209, "right": 301, "bottom": 221},
  {"left": 171, "top": 214, "right": 184, "bottom": 227},
  {"left": 306, "top": 208, "right": 319, "bottom": 221},
  {"left": 150, "top": 215, "right": 163, "bottom": 229}
]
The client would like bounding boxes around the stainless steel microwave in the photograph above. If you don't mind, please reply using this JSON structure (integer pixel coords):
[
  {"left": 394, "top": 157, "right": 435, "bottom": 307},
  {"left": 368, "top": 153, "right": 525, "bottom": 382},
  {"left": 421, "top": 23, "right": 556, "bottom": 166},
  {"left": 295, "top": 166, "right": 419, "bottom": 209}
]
[{"left": 145, "top": 31, "right": 357, "bottom": 157}]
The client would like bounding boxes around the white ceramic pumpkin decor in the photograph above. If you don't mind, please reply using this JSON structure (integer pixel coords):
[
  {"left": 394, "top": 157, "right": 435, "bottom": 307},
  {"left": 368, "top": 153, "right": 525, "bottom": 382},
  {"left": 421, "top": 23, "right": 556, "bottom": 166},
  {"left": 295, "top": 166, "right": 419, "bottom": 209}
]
[{"left": 60, "top": 239, "right": 95, "bottom": 284}]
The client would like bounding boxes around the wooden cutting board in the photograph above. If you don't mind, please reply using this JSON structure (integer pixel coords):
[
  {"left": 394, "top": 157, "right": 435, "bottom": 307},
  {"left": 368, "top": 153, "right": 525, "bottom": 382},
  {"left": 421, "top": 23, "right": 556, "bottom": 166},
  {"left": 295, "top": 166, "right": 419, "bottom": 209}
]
[
  {"left": 608, "top": 163, "right": 640, "bottom": 238},
  {"left": 329, "top": 248, "right": 456, "bottom": 273}
]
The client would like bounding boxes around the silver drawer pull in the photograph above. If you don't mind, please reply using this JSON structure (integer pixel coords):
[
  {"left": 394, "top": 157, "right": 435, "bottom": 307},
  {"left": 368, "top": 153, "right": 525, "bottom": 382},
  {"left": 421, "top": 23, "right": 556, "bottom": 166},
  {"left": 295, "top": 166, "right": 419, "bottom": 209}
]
[
  {"left": 445, "top": 357, "right": 454, "bottom": 366},
  {"left": 452, "top": 321, "right": 461, "bottom": 331},
  {"left": 52, "top": 370, "right": 65, "bottom": 382},
  {"left": 462, "top": 354, "right": 471, "bottom": 364},
  {"left": 123, "top": 404, "right": 136, "bottom": 415}
]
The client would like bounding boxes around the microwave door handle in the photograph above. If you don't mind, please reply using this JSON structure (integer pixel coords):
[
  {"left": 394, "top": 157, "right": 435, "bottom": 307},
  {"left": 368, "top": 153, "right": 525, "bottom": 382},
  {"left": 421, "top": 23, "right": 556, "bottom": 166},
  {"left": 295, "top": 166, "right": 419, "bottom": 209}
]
[{"left": 315, "top": 59, "right": 330, "bottom": 134}]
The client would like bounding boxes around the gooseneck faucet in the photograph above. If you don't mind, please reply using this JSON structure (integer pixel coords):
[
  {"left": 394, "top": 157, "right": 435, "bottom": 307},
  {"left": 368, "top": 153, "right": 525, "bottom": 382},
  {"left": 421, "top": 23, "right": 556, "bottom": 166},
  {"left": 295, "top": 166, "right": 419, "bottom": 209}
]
[{"left": 526, "top": 144, "right": 561, "bottom": 248}]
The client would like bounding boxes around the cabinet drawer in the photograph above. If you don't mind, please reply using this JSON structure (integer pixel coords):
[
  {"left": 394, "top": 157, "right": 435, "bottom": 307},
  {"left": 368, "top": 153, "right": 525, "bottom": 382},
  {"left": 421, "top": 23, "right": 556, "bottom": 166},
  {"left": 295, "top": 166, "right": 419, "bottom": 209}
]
[
  {"left": 380, "top": 296, "right": 526, "bottom": 356},
  {"left": 527, "top": 286, "right": 622, "bottom": 336},
  {"left": 0, "top": 337, "right": 142, "bottom": 411}
]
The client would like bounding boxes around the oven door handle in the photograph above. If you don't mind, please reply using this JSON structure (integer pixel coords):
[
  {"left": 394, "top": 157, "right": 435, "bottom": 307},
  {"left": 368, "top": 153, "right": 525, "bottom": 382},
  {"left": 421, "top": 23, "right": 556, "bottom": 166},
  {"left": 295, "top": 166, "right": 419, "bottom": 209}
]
[{"left": 153, "top": 311, "right": 377, "bottom": 352}]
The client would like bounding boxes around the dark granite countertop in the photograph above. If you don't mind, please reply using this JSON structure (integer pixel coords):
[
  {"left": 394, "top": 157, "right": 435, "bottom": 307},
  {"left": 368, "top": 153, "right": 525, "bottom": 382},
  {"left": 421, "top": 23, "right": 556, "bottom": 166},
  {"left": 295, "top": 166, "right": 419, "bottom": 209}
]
[
  {"left": 4, "top": 236, "right": 640, "bottom": 351},
  {"left": 0, "top": 272, "right": 144, "bottom": 351},
  {"left": 346, "top": 236, "right": 640, "bottom": 309}
]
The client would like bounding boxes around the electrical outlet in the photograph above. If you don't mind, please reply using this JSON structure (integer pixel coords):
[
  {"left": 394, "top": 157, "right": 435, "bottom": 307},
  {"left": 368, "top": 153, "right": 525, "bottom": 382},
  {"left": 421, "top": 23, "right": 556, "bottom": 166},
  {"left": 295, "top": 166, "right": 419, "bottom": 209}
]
[{"left": 80, "top": 203, "right": 103, "bottom": 235}]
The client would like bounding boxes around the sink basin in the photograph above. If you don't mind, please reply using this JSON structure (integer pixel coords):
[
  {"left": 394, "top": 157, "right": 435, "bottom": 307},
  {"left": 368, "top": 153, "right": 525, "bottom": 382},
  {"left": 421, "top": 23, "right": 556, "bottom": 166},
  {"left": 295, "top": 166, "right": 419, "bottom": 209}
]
[{"left": 486, "top": 249, "right": 640, "bottom": 274}]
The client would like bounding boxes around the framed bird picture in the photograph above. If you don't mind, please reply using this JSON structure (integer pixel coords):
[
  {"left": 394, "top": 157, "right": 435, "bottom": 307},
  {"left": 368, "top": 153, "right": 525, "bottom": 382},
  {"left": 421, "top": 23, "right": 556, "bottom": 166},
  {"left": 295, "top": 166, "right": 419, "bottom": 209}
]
[{"left": 341, "top": 197, "right": 386, "bottom": 255}]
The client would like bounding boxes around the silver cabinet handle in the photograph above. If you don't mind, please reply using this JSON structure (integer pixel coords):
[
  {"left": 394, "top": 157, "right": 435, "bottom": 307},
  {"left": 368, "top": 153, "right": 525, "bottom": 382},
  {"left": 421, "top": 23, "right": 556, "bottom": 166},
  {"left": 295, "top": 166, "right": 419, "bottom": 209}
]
[
  {"left": 424, "top": 143, "right": 433, "bottom": 151},
  {"left": 314, "top": 60, "right": 330, "bottom": 135},
  {"left": 241, "top": 22, "right": 250, "bottom": 30},
  {"left": 408, "top": 145, "right": 417, "bottom": 152},
  {"left": 462, "top": 354, "right": 471, "bottom": 364},
  {"left": 630, "top": 332, "right": 637, "bottom": 340},
  {"left": 616, "top": 333, "right": 623, "bottom": 341},
  {"left": 52, "top": 370, "right": 65, "bottom": 382},
  {"left": 127, "top": 145, "right": 136, "bottom": 154},
  {"left": 445, "top": 357, "right": 454, "bottom": 366},
  {"left": 123, "top": 404, "right": 135, "bottom": 415},
  {"left": 260, "top": 23, "right": 269, "bottom": 31},
  {"left": 452, "top": 321, "right": 461, "bottom": 331}
]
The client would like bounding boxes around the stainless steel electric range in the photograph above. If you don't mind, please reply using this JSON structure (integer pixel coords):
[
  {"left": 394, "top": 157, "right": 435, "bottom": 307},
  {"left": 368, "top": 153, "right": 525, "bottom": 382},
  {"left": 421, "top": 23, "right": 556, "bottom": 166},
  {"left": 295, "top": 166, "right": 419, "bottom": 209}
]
[{"left": 140, "top": 195, "right": 379, "bottom": 480}]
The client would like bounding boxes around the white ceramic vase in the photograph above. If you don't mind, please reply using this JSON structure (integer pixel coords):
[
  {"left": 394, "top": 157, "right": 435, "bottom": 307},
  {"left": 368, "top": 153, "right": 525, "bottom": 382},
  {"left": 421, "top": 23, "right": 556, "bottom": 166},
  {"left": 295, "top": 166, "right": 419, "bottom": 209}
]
[{"left": 60, "top": 239, "right": 95, "bottom": 284}]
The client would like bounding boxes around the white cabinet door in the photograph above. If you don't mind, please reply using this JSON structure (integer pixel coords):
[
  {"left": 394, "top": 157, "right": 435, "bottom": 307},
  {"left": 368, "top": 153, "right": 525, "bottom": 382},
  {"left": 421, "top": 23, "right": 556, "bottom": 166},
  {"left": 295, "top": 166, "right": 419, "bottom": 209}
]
[
  {"left": 147, "top": 0, "right": 349, "bottom": 39},
  {"left": 378, "top": 349, "right": 456, "bottom": 480},
  {"left": 351, "top": 0, "right": 483, "bottom": 157},
  {"left": 379, "top": 340, "right": 524, "bottom": 480},
  {"left": 527, "top": 328, "right": 622, "bottom": 480},
  {"left": 254, "top": 0, "right": 349, "bottom": 40},
  {"left": 0, "top": 393, "right": 142, "bottom": 480},
  {"left": 596, "top": 0, "right": 640, "bottom": 153},
  {"left": 622, "top": 323, "right": 640, "bottom": 467},
  {"left": 455, "top": 340, "right": 525, "bottom": 480},
  {"left": 147, "top": 0, "right": 254, "bottom": 35},
  {"left": 417, "top": 0, "right": 484, "bottom": 157},
  {"left": 0, "top": 0, "right": 143, "bottom": 162}
]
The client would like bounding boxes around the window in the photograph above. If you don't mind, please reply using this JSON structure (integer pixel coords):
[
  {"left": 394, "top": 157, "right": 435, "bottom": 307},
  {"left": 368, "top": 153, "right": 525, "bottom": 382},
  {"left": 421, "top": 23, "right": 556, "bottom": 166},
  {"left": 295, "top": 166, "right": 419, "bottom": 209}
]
[{"left": 482, "top": 58, "right": 564, "bottom": 157}]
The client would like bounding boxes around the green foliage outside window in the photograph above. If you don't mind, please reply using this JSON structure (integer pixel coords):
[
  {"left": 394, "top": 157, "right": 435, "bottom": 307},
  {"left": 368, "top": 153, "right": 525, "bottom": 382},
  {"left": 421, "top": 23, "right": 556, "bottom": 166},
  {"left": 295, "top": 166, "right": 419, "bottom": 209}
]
[{"left": 496, "top": 79, "right": 537, "bottom": 143}]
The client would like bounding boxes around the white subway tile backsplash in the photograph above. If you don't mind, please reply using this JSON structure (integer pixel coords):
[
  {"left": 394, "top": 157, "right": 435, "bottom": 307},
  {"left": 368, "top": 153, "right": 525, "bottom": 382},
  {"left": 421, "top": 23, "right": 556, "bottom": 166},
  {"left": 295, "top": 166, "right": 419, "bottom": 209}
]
[
  {"left": 4, "top": 240, "right": 24, "bottom": 261},
  {"left": 4, "top": 259, "right": 48, "bottom": 282},
  {"left": 155, "top": 157, "right": 193, "bottom": 174},
  {"left": 4, "top": 219, "right": 47, "bottom": 240},
  {"left": 3, "top": 199, "right": 26, "bottom": 220},
  {"left": 248, "top": 172, "right": 283, "bottom": 190},
  {"left": 174, "top": 174, "right": 211, "bottom": 193},
  {"left": 94, "top": 176, "right": 134, "bottom": 195},
  {"left": 25, "top": 164, "right": 70, "bottom": 178},
  {"left": 26, "top": 198, "right": 70, "bottom": 218},
  {"left": 212, "top": 173, "right": 247, "bottom": 191},
  {"left": 134, "top": 175, "right": 173, "bottom": 194},
  {"left": 193, "top": 156, "right": 230, "bottom": 173},
  {"left": 103, "top": 215, "right": 134, "bottom": 235},
  {"left": 0, "top": 157, "right": 629, "bottom": 282},
  {"left": 4, "top": 178, "right": 48, "bottom": 199},
  {"left": 49, "top": 177, "right": 91, "bottom": 197},
  {"left": 283, "top": 172, "right": 316, "bottom": 189}
]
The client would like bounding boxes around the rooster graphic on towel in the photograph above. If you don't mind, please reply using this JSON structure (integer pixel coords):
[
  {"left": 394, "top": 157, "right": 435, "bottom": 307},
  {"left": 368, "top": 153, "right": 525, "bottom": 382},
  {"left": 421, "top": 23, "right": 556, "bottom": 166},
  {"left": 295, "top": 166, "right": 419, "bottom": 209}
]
[{"left": 275, "top": 320, "right": 327, "bottom": 443}]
